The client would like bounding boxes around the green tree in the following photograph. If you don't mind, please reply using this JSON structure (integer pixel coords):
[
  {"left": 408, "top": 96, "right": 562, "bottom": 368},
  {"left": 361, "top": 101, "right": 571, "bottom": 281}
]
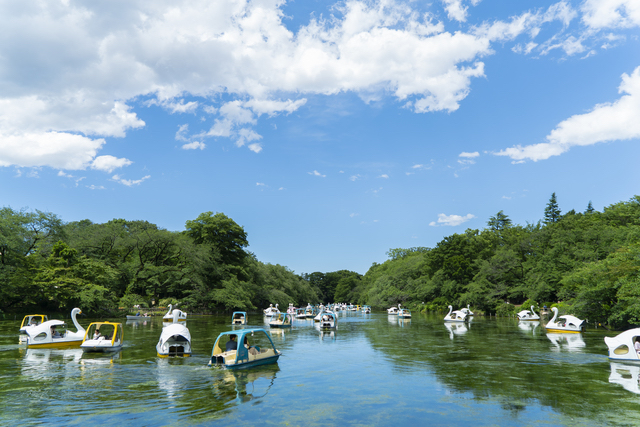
[
  {"left": 184, "top": 212, "right": 248, "bottom": 266},
  {"left": 544, "top": 192, "right": 561, "bottom": 224}
]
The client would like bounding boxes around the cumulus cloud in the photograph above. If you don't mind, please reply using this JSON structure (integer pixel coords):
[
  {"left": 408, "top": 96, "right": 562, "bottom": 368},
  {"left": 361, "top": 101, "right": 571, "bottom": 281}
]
[
  {"left": 91, "top": 155, "right": 133, "bottom": 173},
  {"left": 581, "top": 0, "right": 640, "bottom": 30},
  {"left": 429, "top": 213, "right": 476, "bottom": 226},
  {"left": 181, "top": 141, "right": 206, "bottom": 150},
  {"left": 112, "top": 174, "right": 151, "bottom": 186},
  {"left": 495, "top": 66, "right": 640, "bottom": 162},
  {"left": 309, "top": 170, "right": 326, "bottom": 177}
]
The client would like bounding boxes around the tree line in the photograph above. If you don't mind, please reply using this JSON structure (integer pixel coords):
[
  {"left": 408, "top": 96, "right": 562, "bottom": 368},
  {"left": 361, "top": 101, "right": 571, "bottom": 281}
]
[{"left": 2, "top": 194, "right": 640, "bottom": 329}]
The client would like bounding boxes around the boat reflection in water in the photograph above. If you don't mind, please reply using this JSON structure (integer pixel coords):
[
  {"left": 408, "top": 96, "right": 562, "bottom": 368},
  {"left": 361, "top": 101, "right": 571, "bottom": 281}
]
[
  {"left": 213, "top": 365, "right": 280, "bottom": 404},
  {"left": 609, "top": 362, "right": 640, "bottom": 395},
  {"left": 546, "top": 333, "right": 585, "bottom": 351},
  {"left": 444, "top": 322, "right": 468, "bottom": 340},
  {"left": 317, "top": 328, "right": 336, "bottom": 341},
  {"left": 398, "top": 317, "right": 411, "bottom": 327},
  {"left": 518, "top": 321, "right": 540, "bottom": 334},
  {"left": 21, "top": 348, "right": 83, "bottom": 381}
]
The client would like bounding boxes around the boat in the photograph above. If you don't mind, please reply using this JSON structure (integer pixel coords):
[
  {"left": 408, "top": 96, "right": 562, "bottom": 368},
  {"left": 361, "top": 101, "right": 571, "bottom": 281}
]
[
  {"left": 304, "top": 304, "right": 315, "bottom": 319},
  {"left": 24, "top": 308, "right": 86, "bottom": 349},
  {"left": 263, "top": 304, "right": 280, "bottom": 318},
  {"left": 604, "top": 328, "right": 640, "bottom": 361},
  {"left": 269, "top": 313, "right": 292, "bottom": 328},
  {"left": 156, "top": 309, "right": 192, "bottom": 357},
  {"left": 444, "top": 305, "right": 467, "bottom": 322},
  {"left": 319, "top": 311, "right": 337, "bottom": 329},
  {"left": 232, "top": 311, "right": 247, "bottom": 325},
  {"left": 387, "top": 304, "right": 401, "bottom": 315},
  {"left": 163, "top": 304, "right": 187, "bottom": 322},
  {"left": 209, "top": 328, "right": 281, "bottom": 369},
  {"left": 313, "top": 307, "right": 325, "bottom": 322},
  {"left": 362, "top": 305, "right": 372, "bottom": 314},
  {"left": 19, "top": 314, "right": 48, "bottom": 335},
  {"left": 517, "top": 305, "right": 540, "bottom": 321},
  {"left": 287, "top": 303, "right": 296, "bottom": 315},
  {"left": 295, "top": 308, "right": 307, "bottom": 320},
  {"left": 545, "top": 307, "right": 585, "bottom": 333},
  {"left": 460, "top": 304, "right": 474, "bottom": 316},
  {"left": 80, "top": 322, "right": 124, "bottom": 352},
  {"left": 399, "top": 308, "right": 412, "bottom": 318}
]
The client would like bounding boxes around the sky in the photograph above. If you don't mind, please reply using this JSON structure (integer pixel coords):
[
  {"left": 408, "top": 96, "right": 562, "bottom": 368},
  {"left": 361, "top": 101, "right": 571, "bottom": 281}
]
[{"left": 1, "top": 0, "right": 639, "bottom": 275}]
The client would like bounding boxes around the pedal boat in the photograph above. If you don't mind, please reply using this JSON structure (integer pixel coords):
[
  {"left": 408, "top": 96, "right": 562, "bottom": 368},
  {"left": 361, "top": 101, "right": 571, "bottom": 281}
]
[
  {"left": 295, "top": 308, "right": 307, "bottom": 319},
  {"left": 263, "top": 304, "right": 280, "bottom": 318},
  {"left": 387, "top": 304, "right": 400, "bottom": 315},
  {"left": 81, "top": 322, "right": 124, "bottom": 352},
  {"left": 605, "top": 328, "right": 640, "bottom": 361},
  {"left": 545, "top": 307, "right": 585, "bottom": 333},
  {"left": 269, "top": 312, "right": 292, "bottom": 328},
  {"left": 287, "top": 303, "right": 296, "bottom": 315},
  {"left": 209, "top": 328, "right": 281, "bottom": 369},
  {"left": 399, "top": 308, "right": 412, "bottom": 318},
  {"left": 460, "top": 304, "right": 474, "bottom": 316},
  {"left": 362, "top": 305, "right": 372, "bottom": 314},
  {"left": 313, "top": 307, "right": 325, "bottom": 323},
  {"left": 157, "top": 310, "right": 191, "bottom": 357},
  {"left": 232, "top": 311, "right": 247, "bottom": 325},
  {"left": 19, "top": 314, "right": 48, "bottom": 335},
  {"left": 162, "top": 304, "right": 187, "bottom": 322},
  {"left": 319, "top": 311, "right": 337, "bottom": 329},
  {"left": 517, "top": 305, "right": 540, "bottom": 321},
  {"left": 24, "top": 308, "right": 85, "bottom": 348},
  {"left": 444, "top": 305, "right": 467, "bottom": 322}
]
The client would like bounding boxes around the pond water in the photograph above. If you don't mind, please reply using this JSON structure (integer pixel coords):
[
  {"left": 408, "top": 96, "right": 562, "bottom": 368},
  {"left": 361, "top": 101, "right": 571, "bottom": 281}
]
[{"left": 0, "top": 311, "right": 638, "bottom": 426}]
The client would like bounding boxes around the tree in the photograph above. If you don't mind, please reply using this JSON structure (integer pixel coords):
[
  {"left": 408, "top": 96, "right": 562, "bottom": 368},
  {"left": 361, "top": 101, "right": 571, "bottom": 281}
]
[
  {"left": 184, "top": 212, "right": 248, "bottom": 266},
  {"left": 544, "top": 193, "right": 561, "bottom": 224},
  {"left": 487, "top": 211, "right": 512, "bottom": 232},
  {"left": 585, "top": 201, "right": 595, "bottom": 214}
]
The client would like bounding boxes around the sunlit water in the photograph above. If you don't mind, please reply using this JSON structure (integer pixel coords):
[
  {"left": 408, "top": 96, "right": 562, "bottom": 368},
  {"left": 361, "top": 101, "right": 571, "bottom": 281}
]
[{"left": 0, "top": 312, "right": 637, "bottom": 426}]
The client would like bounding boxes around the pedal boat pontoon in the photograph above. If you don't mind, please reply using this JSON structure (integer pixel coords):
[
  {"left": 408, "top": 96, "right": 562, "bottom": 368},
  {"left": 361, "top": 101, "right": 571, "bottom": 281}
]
[
  {"left": 81, "top": 322, "right": 124, "bottom": 352},
  {"left": 232, "top": 311, "right": 247, "bottom": 325},
  {"left": 24, "top": 308, "right": 85, "bottom": 349},
  {"left": 444, "top": 305, "right": 467, "bottom": 322},
  {"left": 157, "top": 310, "right": 191, "bottom": 357},
  {"left": 269, "top": 313, "right": 292, "bottom": 328},
  {"left": 517, "top": 305, "right": 540, "bottom": 321},
  {"left": 209, "top": 328, "right": 281, "bottom": 369},
  {"left": 545, "top": 307, "right": 585, "bottom": 333},
  {"left": 605, "top": 328, "right": 640, "bottom": 361},
  {"left": 162, "top": 304, "right": 187, "bottom": 322}
]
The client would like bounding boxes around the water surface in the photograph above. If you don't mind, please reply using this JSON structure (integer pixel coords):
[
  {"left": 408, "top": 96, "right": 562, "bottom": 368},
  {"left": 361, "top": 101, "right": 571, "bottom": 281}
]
[{"left": 0, "top": 312, "right": 636, "bottom": 426}]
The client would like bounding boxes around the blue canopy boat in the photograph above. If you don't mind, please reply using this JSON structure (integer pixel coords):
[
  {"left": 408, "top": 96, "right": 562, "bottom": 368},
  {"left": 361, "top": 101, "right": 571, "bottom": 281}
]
[
  {"left": 232, "top": 311, "right": 247, "bottom": 325},
  {"left": 209, "top": 328, "right": 281, "bottom": 369}
]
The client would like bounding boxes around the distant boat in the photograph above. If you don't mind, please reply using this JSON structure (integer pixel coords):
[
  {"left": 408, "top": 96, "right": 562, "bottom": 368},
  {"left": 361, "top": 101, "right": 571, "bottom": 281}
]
[
  {"left": 545, "top": 307, "right": 585, "bottom": 333},
  {"left": 387, "top": 304, "right": 401, "bottom": 315},
  {"left": 399, "top": 308, "right": 412, "bottom": 319},
  {"left": 319, "top": 311, "right": 337, "bottom": 329},
  {"left": 126, "top": 314, "right": 150, "bottom": 320},
  {"left": 163, "top": 304, "right": 187, "bottom": 322},
  {"left": 444, "top": 305, "right": 467, "bottom": 323},
  {"left": 263, "top": 304, "right": 280, "bottom": 318},
  {"left": 269, "top": 313, "right": 292, "bottom": 328},
  {"left": 517, "top": 305, "right": 540, "bottom": 321},
  {"left": 232, "top": 311, "right": 247, "bottom": 325}
]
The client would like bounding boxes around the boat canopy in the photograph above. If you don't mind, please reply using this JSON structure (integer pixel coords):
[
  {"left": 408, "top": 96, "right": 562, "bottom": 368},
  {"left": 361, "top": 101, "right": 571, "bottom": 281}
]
[
  {"left": 21, "top": 315, "right": 48, "bottom": 329},
  {"left": 82, "top": 322, "right": 123, "bottom": 347}
]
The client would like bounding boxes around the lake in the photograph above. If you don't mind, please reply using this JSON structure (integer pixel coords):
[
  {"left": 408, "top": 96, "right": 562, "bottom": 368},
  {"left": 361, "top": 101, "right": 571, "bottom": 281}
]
[{"left": 0, "top": 311, "right": 637, "bottom": 426}]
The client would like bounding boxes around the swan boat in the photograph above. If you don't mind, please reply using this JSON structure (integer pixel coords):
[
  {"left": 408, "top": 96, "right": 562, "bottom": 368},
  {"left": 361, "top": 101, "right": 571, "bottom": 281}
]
[
  {"left": 287, "top": 303, "right": 296, "bottom": 315},
  {"left": 304, "top": 304, "right": 316, "bottom": 319},
  {"left": 387, "top": 304, "right": 401, "bottom": 315},
  {"left": 232, "top": 311, "right": 247, "bottom": 325},
  {"left": 313, "top": 307, "right": 325, "bottom": 323},
  {"left": 263, "top": 304, "right": 280, "bottom": 318},
  {"left": 605, "top": 328, "right": 640, "bottom": 361},
  {"left": 399, "top": 308, "right": 412, "bottom": 318},
  {"left": 545, "top": 307, "right": 585, "bottom": 333},
  {"left": 319, "top": 311, "right": 337, "bottom": 329},
  {"left": 362, "top": 305, "right": 372, "bottom": 314},
  {"left": 209, "top": 328, "right": 281, "bottom": 369},
  {"left": 157, "top": 310, "right": 192, "bottom": 357},
  {"left": 81, "top": 322, "right": 124, "bottom": 352},
  {"left": 163, "top": 304, "right": 187, "bottom": 322},
  {"left": 460, "top": 304, "right": 474, "bottom": 316},
  {"left": 269, "top": 313, "right": 292, "bottom": 328},
  {"left": 517, "top": 305, "right": 540, "bottom": 321},
  {"left": 24, "top": 308, "right": 85, "bottom": 349},
  {"left": 444, "top": 305, "right": 467, "bottom": 323}
]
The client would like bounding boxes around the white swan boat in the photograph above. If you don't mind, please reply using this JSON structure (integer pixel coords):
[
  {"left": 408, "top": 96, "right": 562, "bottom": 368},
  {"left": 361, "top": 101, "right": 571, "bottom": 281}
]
[
  {"left": 362, "top": 305, "right": 372, "bottom": 314},
  {"left": 263, "top": 304, "right": 280, "bottom": 318},
  {"left": 163, "top": 304, "right": 187, "bottom": 322},
  {"left": 545, "top": 307, "right": 585, "bottom": 333},
  {"left": 24, "top": 308, "right": 85, "bottom": 349},
  {"left": 605, "top": 328, "right": 640, "bottom": 361},
  {"left": 287, "top": 303, "right": 296, "bottom": 315},
  {"left": 313, "top": 307, "right": 325, "bottom": 322},
  {"left": 387, "top": 304, "right": 401, "bottom": 315},
  {"left": 157, "top": 309, "right": 192, "bottom": 357},
  {"left": 444, "top": 305, "right": 467, "bottom": 322},
  {"left": 81, "top": 322, "right": 124, "bottom": 352},
  {"left": 460, "top": 304, "right": 474, "bottom": 316},
  {"left": 517, "top": 305, "right": 540, "bottom": 321}
]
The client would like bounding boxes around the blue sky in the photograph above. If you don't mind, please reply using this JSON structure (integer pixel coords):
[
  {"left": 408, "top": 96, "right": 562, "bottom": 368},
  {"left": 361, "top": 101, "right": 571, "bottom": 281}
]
[{"left": 1, "top": 0, "right": 639, "bottom": 275}]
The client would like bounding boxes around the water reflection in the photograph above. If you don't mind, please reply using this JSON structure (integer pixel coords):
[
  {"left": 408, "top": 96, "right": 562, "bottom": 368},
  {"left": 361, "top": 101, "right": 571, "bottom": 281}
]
[
  {"left": 518, "top": 321, "right": 540, "bottom": 334},
  {"left": 126, "top": 319, "right": 150, "bottom": 327},
  {"left": 318, "top": 329, "right": 335, "bottom": 341},
  {"left": 444, "top": 322, "right": 468, "bottom": 339},
  {"left": 609, "top": 362, "right": 640, "bottom": 394},
  {"left": 21, "top": 348, "right": 83, "bottom": 381},
  {"left": 546, "top": 333, "right": 586, "bottom": 351},
  {"left": 213, "top": 365, "right": 280, "bottom": 404}
]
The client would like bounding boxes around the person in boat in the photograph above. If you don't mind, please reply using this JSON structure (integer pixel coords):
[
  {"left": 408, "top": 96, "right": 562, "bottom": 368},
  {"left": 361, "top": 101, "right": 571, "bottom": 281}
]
[
  {"left": 136, "top": 311, "right": 141, "bottom": 316},
  {"left": 51, "top": 326, "right": 61, "bottom": 338},
  {"left": 93, "top": 329, "right": 101, "bottom": 339},
  {"left": 244, "top": 336, "right": 258, "bottom": 355},
  {"left": 226, "top": 334, "right": 238, "bottom": 351},
  {"left": 635, "top": 337, "right": 640, "bottom": 354}
]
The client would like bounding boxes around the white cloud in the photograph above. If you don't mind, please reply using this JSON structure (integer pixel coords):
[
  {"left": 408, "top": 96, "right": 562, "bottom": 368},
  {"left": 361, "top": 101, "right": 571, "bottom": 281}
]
[
  {"left": 496, "top": 66, "right": 640, "bottom": 162},
  {"left": 176, "top": 124, "right": 190, "bottom": 142},
  {"left": 429, "top": 213, "right": 476, "bottom": 226},
  {"left": 581, "top": 0, "right": 640, "bottom": 30},
  {"left": 87, "top": 185, "right": 106, "bottom": 190},
  {"left": 91, "top": 155, "right": 133, "bottom": 173},
  {"left": 112, "top": 174, "right": 151, "bottom": 186},
  {"left": 309, "top": 170, "right": 326, "bottom": 177},
  {"left": 379, "top": 174, "right": 389, "bottom": 178},
  {"left": 181, "top": 141, "right": 206, "bottom": 150},
  {"left": 350, "top": 174, "right": 362, "bottom": 181},
  {"left": 458, "top": 151, "right": 479, "bottom": 165},
  {"left": 443, "top": 0, "right": 469, "bottom": 22}
]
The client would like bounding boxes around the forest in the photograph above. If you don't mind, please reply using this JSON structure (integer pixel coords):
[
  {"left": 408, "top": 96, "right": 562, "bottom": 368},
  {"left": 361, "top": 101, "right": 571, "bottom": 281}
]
[{"left": 2, "top": 194, "right": 640, "bottom": 329}]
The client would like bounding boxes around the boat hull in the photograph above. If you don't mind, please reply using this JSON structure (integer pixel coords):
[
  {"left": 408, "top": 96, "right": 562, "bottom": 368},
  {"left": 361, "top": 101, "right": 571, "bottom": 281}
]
[
  {"left": 222, "top": 354, "right": 279, "bottom": 370},
  {"left": 27, "top": 339, "right": 83, "bottom": 349},
  {"left": 545, "top": 328, "right": 581, "bottom": 333}
]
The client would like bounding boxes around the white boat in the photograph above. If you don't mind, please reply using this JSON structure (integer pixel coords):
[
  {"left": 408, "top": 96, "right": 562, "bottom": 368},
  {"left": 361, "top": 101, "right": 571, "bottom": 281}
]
[
  {"left": 605, "top": 328, "right": 640, "bottom": 361},
  {"left": 545, "top": 307, "right": 585, "bottom": 333},
  {"left": 313, "top": 307, "right": 325, "bottom": 323},
  {"left": 156, "top": 310, "right": 191, "bottom": 357},
  {"left": 295, "top": 308, "right": 307, "bottom": 320},
  {"left": 269, "top": 313, "right": 292, "bottom": 328},
  {"left": 19, "top": 314, "right": 48, "bottom": 335},
  {"left": 163, "top": 304, "right": 187, "bottom": 322},
  {"left": 263, "top": 304, "right": 280, "bottom": 318},
  {"left": 319, "top": 311, "right": 337, "bottom": 329},
  {"left": 304, "top": 304, "right": 315, "bottom": 319},
  {"left": 287, "top": 303, "right": 296, "bottom": 315},
  {"left": 444, "top": 305, "right": 467, "bottom": 322},
  {"left": 362, "top": 305, "right": 371, "bottom": 314},
  {"left": 399, "top": 308, "right": 412, "bottom": 318},
  {"left": 387, "top": 304, "right": 401, "bottom": 315},
  {"left": 460, "top": 304, "right": 474, "bottom": 316},
  {"left": 517, "top": 305, "right": 540, "bottom": 321},
  {"left": 81, "top": 322, "right": 124, "bottom": 352},
  {"left": 24, "top": 308, "right": 86, "bottom": 349},
  {"left": 609, "top": 362, "right": 640, "bottom": 394}
]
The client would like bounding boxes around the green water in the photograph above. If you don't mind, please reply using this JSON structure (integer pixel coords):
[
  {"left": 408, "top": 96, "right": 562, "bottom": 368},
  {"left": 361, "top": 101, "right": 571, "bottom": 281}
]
[{"left": 0, "top": 312, "right": 637, "bottom": 426}]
